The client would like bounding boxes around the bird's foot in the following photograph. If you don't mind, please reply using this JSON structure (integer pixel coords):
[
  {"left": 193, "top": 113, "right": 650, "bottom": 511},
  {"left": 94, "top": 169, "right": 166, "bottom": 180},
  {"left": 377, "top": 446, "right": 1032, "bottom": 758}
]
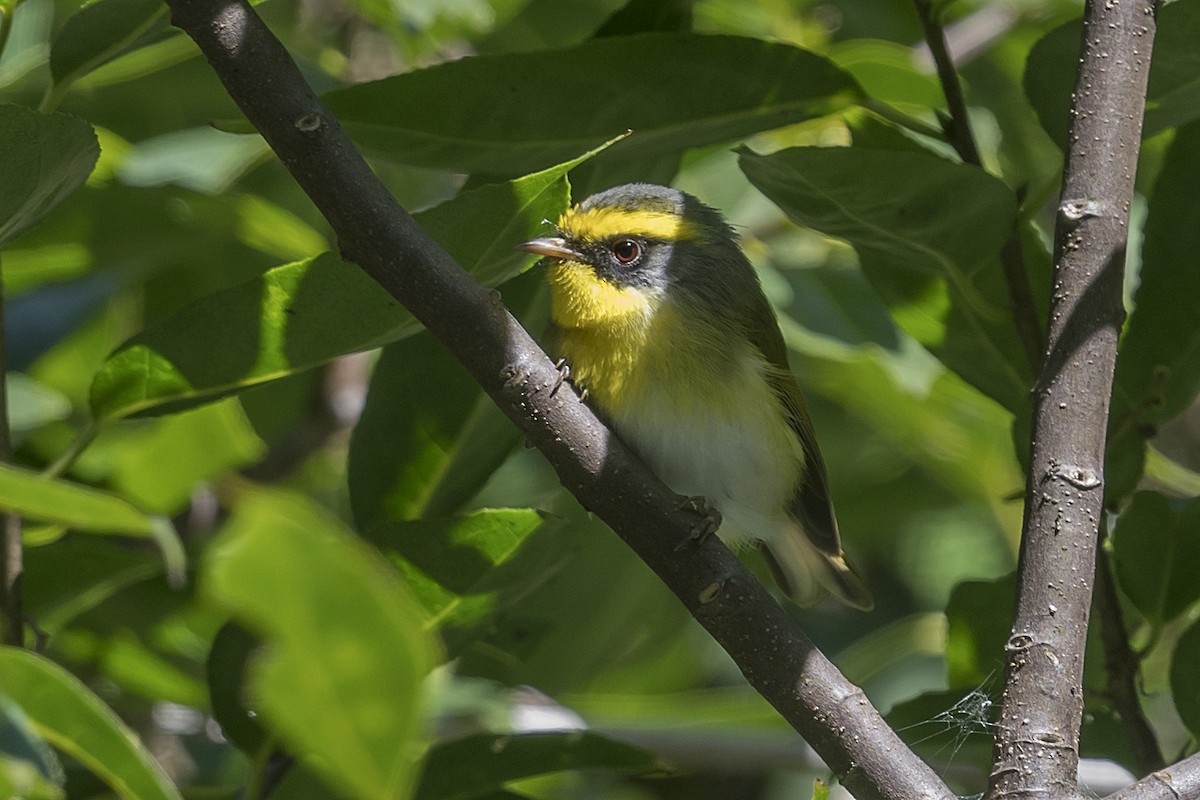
[
  {"left": 675, "top": 495, "right": 722, "bottom": 550},
  {"left": 550, "top": 358, "right": 570, "bottom": 397}
]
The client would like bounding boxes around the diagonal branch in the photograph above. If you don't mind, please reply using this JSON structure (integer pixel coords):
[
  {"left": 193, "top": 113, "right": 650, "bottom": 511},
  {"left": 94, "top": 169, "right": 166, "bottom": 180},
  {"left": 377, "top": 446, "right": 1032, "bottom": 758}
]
[
  {"left": 912, "top": 0, "right": 1045, "bottom": 374},
  {"left": 986, "top": 1, "right": 1157, "bottom": 798},
  {"left": 1104, "top": 752, "right": 1200, "bottom": 800},
  {"left": 165, "top": 1, "right": 953, "bottom": 798}
]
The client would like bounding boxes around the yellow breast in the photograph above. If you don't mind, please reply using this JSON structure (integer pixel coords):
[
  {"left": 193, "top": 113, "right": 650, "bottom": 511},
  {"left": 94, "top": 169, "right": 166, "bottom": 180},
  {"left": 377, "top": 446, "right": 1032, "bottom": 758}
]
[{"left": 548, "top": 259, "right": 743, "bottom": 420}]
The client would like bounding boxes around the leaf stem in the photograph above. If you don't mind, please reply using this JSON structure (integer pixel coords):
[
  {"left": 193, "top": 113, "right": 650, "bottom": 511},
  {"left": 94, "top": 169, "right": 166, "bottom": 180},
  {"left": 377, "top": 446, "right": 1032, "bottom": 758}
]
[
  {"left": 859, "top": 98, "right": 946, "bottom": 141},
  {"left": 0, "top": 262, "right": 21, "bottom": 647},
  {"left": 41, "top": 418, "right": 98, "bottom": 479},
  {"left": 1095, "top": 525, "right": 1165, "bottom": 774},
  {"left": 912, "top": 0, "right": 1044, "bottom": 373}
]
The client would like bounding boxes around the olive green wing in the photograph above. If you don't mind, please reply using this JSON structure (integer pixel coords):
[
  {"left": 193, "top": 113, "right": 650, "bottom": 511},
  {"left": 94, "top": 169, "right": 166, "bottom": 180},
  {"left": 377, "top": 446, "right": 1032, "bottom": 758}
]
[
  {"left": 742, "top": 302, "right": 843, "bottom": 554},
  {"left": 746, "top": 301, "right": 873, "bottom": 609}
]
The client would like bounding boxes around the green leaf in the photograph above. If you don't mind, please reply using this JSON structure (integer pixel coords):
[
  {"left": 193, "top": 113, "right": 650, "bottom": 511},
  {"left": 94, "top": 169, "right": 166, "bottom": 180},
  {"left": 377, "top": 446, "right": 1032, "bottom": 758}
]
[
  {"left": 944, "top": 575, "right": 1015, "bottom": 689},
  {"left": 49, "top": 0, "right": 165, "bottom": 89},
  {"left": 0, "top": 648, "right": 182, "bottom": 800},
  {"left": 22, "top": 536, "right": 160, "bottom": 633},
  {"left": 593, "top": 0, "right": 691, "bottom": 37},
  {"left": 107, "top": 399, "right": 265, "bottom": 514},
  {"left": 0, "top": 695, "right": 64, "bottom": 794},
  {"left": 89, "top": 147, "right": 600, "bottom": 421},
  {"left": 740, "top": 146, "right": 1029, "bottom": 412},
  {"left": 0, "top": 754, "right": 64, "bottom": 800},
  {"left": 7, "top": 374, "right": 72, "bottom": 436},
  {"left": 1025, "top": 3, "right": 1200, "bottom": 148},
  {"left": 415, "top": 732, "right": 655, "bottom": 800},
  {"left": 203, "top": 489, "right": 440, "bottom": 800},
  {"left": 1108, "top": 121, "right": 1200, "bottom": 499},
  {"left": 323, "top": 34, "right": 862, "bottom": 175},
  {"left": 0, "top": 106, "right": 98, "bottom": 247},
  {"left": 1171, "top": 619, "right": 1200, "bottom": 739},
  {"left": 365, "top": 509, "right": 548, "bottom": 652},
  {"left": 349, "top": 331, "right": 513, "bottom": 527},
  {"left": 347, "top": 265, "right": 544, "bottom": 528},
  {"left": 0, "top": 461, "right": 185, "bottom": 593},
  {"left": 0, "top": 463, "right": 152, "bottom": 535},
  {"left": 205, "top": 622, "right": 268, "bottom": 755},
  {"left": 1110, "top": 492, "right": 1200, "bottom": 626}
]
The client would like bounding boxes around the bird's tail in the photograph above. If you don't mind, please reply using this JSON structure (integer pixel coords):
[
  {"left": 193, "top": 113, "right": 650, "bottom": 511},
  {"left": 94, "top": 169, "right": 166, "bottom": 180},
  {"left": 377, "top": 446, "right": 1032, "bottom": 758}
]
[{"left": 762, "top": 527, "right": 873, "bottom": 611}]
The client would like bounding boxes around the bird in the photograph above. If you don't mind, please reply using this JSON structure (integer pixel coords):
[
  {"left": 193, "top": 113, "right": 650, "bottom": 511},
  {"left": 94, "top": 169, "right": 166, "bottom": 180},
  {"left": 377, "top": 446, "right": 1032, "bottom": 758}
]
[{"left": 517, "top": 183, "right": 872, "bottom": 610}]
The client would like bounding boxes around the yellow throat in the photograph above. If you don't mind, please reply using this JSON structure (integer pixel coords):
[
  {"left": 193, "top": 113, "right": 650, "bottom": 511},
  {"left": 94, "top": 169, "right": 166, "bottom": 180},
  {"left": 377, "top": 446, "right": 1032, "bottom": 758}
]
[{"left": 546, "top": 203, "right": 733, "bottom": 417}]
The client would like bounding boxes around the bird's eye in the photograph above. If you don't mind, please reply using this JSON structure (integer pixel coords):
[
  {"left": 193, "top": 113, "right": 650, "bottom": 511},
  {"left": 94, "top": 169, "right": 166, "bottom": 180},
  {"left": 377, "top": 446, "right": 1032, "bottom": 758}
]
[{"left": 610, "top": 238, "right": 642, "bottom": 265}]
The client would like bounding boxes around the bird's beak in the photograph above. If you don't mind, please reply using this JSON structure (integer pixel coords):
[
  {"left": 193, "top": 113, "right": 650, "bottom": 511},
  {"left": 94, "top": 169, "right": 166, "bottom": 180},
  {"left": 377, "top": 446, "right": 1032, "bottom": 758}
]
[{"left": 516, "top": 237, "right": 582, "bottom": 262}]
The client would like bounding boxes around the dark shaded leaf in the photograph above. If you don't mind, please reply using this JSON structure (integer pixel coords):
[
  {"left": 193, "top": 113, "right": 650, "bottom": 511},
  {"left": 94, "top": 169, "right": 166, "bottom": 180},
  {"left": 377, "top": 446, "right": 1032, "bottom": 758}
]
[
  {"left": 324, "top": 34, "right": 862, "bottom": 175},
  {"left": 1110, "top": 492, "right": 1200, "bottom": 626},
  {"left": 0, "top": 106, "right": 98, "bottom": 247},
  {"left": 416, "top": 732, "right": 655, "bottom": 800},
  {"left": 740, "top": 146, "right": 1029, "bottom": 411}
]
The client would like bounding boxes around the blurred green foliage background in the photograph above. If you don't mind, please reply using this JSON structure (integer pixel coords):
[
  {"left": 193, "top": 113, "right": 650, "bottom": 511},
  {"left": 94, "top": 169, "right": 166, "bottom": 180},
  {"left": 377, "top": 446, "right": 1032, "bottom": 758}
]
[{"left": 2, "top": 0, "right": 1200, "bottom": 797}]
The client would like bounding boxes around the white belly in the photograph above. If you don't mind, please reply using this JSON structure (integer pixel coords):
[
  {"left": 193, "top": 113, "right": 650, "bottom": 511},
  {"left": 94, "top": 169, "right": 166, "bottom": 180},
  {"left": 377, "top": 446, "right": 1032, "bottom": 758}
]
[{"left": 609, "top": 353, "right": 804, "bottom": 550}]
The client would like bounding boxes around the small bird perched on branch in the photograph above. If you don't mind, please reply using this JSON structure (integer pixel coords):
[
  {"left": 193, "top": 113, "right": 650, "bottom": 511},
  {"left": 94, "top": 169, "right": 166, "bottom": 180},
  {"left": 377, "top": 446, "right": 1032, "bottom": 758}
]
[{"left": 519, "top": 183, "right": 872, "bottom": 610}]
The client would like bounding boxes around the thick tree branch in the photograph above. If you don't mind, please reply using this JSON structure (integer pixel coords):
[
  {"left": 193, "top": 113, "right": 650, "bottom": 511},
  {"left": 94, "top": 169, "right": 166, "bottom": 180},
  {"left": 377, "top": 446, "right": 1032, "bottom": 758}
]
[
  {"left": 987, "top": 2, "right": 1157, "bottom": 799},
  {"left": 912, "top": 0, "right": 1045, "bottom": 374},
  {"left": 165, "top": 2, "right": 953, "bottom": 798}
]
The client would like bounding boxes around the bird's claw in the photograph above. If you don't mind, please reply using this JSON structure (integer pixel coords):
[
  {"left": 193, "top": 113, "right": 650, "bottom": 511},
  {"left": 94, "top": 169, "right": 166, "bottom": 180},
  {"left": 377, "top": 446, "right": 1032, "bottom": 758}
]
[
  {"left": 550, "top": 358, "right": 570, "bottom": 396},
  {"left": 675, "top": 495, "right": 722, "bottom": 550}
]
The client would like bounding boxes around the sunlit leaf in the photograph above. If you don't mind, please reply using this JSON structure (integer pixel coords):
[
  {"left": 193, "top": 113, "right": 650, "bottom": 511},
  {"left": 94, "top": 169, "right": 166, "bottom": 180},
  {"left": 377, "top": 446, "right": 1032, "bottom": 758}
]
[
  {"left": 204, "top": 490, "right": 440, "bottom": 800},
  {"left": 0, "top": 648, "right": 182, "bottom": 800},
  {"left": 0, "top": 463, "right": 153, "bottom": 536},
  {"left": 324, "top": 34, "right": 862, "bottom": 175},
  {"left": 89, "top": 145, "right": 606, "bottom": 420}
]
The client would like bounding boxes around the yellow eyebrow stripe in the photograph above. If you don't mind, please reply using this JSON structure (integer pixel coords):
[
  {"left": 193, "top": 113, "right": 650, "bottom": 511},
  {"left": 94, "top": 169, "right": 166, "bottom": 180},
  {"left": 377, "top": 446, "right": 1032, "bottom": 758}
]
[{"left": 559, "top": 207, "right": 703, "bottom": 243}]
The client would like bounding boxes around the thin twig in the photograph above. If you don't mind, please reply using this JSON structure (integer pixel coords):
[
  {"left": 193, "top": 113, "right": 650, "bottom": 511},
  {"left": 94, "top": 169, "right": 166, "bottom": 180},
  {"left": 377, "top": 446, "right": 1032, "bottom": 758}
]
[
  {"left": 986, "top": 0, "right": 1158, "bottom": 797},
  {"left": 1094, "top": 528, "right": 1165, "bottom": 775},
  {"left": 165, "top": 3, "right": 955, "bottom": 798},
  {"left": 912, "top": 0, "right": 1044, "bottom": 373},
  {"left": 0, "top": 265, "right": 21, "bottom": 647},
  {"left": 913, "top": 0, "right": 981, "bottom": 165}
]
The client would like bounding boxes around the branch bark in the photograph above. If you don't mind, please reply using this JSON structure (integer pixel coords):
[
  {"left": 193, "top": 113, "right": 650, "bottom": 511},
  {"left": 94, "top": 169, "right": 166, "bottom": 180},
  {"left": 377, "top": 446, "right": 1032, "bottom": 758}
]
[
  {"left": 1105, "top": 753, "right": 1200, "bottom": 800},
  {"left": 987, "top": 1, "right": 1157, "bottom": 798},
  {"left": 165, "top": 2, "right": 953, "bottom": 798}
]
